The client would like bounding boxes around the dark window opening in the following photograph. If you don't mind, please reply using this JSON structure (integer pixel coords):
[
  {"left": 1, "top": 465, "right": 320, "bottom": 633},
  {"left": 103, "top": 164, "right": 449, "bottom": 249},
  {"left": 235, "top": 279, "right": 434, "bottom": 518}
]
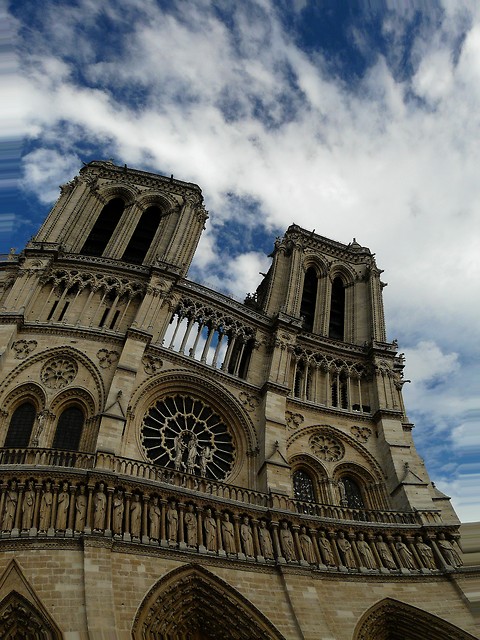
[
  {"left": 52, "top": 407, "right": 84, "bottom": 451},
  {"left": 329, "top": 277, "right": 345, "bottom": 340},
  {"left": 227, "top": 338, "right": 254, "bottom": 379},
  {"left": 5, "top": 402, "right": 36, "bottom": 448},
  {"left": 122, "top": 206, "right": 162, "bottom": 264},
  {"left": 293, "top": 470, "right": 315, "bottom": 502},
  {"left": 99, "top": 307, "right": 110, "bottom": 328},
  {"left": 81, "top": 198, "right": 125, "bottom": 257},
  {"left": 47, "top": 300, "right": 58, "bottom": 321},
  {"left": 58, "top": 301, "right": 69, "bottom": 322},
  {"left": 300, "top": 267, "right": 318, "bottom": 332},
  {"left": 342, "top": 476, "right": 365, "bottom": 509},
  {"left": 110, "top": 310, "right": 120, "bottom": 330}
]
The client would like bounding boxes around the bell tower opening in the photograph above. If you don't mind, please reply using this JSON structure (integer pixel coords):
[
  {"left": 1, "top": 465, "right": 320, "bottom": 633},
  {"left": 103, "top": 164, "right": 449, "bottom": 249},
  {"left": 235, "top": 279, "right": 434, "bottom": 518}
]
[
  {"left": 122, "top": 205, "right": 162, "bottom": 264},
  {"left": 329, "top": 276, "right": 345, "bottom": 340},
  {"left": 81, "top": 197, "right": 125, "bottom": 257}
]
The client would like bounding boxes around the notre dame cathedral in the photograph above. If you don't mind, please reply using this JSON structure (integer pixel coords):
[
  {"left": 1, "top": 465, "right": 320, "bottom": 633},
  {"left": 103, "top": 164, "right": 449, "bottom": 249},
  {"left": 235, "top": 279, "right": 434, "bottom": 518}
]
[{"left": 0, "top": 160, "right": 478, "bottom": 639}]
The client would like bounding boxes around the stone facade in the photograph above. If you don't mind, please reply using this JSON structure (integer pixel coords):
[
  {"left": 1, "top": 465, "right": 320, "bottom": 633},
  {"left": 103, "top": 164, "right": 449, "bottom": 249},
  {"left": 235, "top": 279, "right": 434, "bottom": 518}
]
[{"left": 0, "top": 160, "right": 478, "bottom": 639}]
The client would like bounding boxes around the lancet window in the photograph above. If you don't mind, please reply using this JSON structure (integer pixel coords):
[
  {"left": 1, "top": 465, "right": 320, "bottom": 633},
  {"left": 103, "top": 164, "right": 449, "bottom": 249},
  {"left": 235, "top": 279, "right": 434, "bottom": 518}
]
[
  {"left": 329, "top": 276, "right": 345, "bottom": 340},
  {"left": 339, "top": 476, "right": 365, "bottom": 509},
  {"left": 122, "top": 205, "right": 162, "bottom": 264},
  {"left": 293, "top": 469, "right": 316, "bottom": 502},
  {"left": 300, "top": 267, "right": 318, "bottom": 332},
  {"left": 4, "top": 403, "right": 36, "bottom": 448},
  {"left": 52, "top": 406, "right": 85, "bottom": 451},
  {"left": 80, "top": 197, "right": 124, "bottom": 257}
]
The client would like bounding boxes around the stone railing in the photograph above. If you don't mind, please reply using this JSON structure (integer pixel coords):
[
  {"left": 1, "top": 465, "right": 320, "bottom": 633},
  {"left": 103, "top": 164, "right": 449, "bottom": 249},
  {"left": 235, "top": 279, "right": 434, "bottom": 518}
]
[{"left": 0, "top": 465, "right": 463, "bottom": 575}]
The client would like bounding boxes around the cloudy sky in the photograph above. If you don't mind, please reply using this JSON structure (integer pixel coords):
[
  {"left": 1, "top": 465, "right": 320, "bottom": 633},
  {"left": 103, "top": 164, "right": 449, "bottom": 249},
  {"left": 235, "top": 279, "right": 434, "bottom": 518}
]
[{"left": 3, "top": 0, "right": 480, "bottom": 521}]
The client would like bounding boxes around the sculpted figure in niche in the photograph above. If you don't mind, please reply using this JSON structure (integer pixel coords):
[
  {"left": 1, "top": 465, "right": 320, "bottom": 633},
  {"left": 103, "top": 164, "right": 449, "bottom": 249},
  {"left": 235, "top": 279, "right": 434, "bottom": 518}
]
[
  {"left": 167, "top": 501, "right": 178, "bottom": 544},
  {"left": 199, "top": 445, "right": 212, "bottom": 477},
  {"left": 222, "top": 513, "right": 236, "bottom": 554},
  {"left": 185, "top": 504, "right": 197, "bottom": 547},
  {"left": 55, "top": 482, "right": 70, "bottom": 531},
  {"left": 149, "top": 496, "right": 161, "bottom": 541},
  {"left": 299, "top": 526, "right": 317, "bottom": 564},
  {"left": 112, "top": 489, "right": 124, "bottom": 536},
  {"left": 376, "top": 536, "right": 397, "bottom": 569},
  {"left": 21, "top": 480, "right": 35, "bottom": 530},
  {"left": 130, "top": 494, "right": 142, "bottom": 539},
  {"left": 395, "top": 536, "right": 416, "bottom": 569},
  {"left": 2, "top": 480, "right": 18, "bottom": 532},
  {"left": 93, "top": 483, "right": 107, "bottom": 531},
  {"left": 174, "top": 435, "right": 186, "bottom": 471},
  {"left": 437, "top": 533, "right": 463, "bottom": 567},
  {"left": 337, "top": 480, "right": 348, "bottom": 506},
  {"left": 415, "top": 536, "right": 437, "bottom": 570},
  {"left": 318, "top": 531, "right": 336, "bottom": 566},
  {"left": 258, "top": 520, "right": 274, "bottom": 559},
  {"left": 357, "top": 533, "right": 376, "bottom": 569},
  {"left": 240, "top": 516, "right": 254, "bottom": 557},
  {"left": 280, "top": 522, "right": 296, "bottom": 561},
  {"left": 337, "top": 532, "right": 356, "bottom": 568},
  {"left": 204, "top": 508, "right": 217, "bottom": 551},
  {"left": 39, "top": 481, "right": 53, "bottom": 532},
  {"left": 186, "top": 437, "right": 198, "bottom": 474},
  {"left": 75, "top": 485, "right": 87, "bottom": 532}
]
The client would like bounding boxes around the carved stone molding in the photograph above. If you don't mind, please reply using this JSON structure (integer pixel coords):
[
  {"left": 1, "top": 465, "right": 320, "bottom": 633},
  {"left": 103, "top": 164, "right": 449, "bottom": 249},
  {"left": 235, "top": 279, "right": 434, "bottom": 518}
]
[
  {"left": 96, "top": 349, "right": 119, "bottom": 369},
  {"left": 309, "top": 433, "right": 344, "bottom": 462},
  {"left": 141, "top": 353, "right": 163, "bottom": 375},
  {"left": 351, "top": 426, "right": 372, "bottom": 443},
  {"left": 285, "top": 411, "right": 304, "bottom": 429},
  {"left": 238, "top": 391, "right": 259, "bottom": 412},
  {"left": 12, "top": 340, "right": 38, "bottom": 360},
  {"left": 40, "top": 357, "right": 78, "bottom": 389}
]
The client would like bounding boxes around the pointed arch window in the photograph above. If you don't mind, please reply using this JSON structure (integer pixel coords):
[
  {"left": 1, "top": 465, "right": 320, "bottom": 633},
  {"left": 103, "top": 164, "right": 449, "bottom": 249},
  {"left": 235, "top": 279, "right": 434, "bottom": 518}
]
[
  {"left": 81, "top": 198, "right": 125, "bottom": 257},
  {"left": 300, "top": 267, "right": 318, "bottom": 332},
  {"left": 52, "top": 406, "right": 84, "bottom": 451},
  {"left": 340, "top": 476, "right": 365, "bottom": 509},
  {"left": 329, "top": 276, "right": 345, "bottom": 340},
  {"left": 293, "top": 469, "right": 315, "bottom": 502},
  {"left": 4, "top": 402, "right": 36, "bottom": 448},
  {"left": 122, "top": 205, "right": 162, "bottom": 264}
]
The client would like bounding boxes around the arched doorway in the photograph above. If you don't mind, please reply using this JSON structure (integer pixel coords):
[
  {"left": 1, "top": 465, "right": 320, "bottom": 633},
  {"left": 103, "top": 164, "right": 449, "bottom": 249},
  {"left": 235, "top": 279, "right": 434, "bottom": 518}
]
[
  {"left": 0, "top": 590, "right": 62, "bottom": 640},
  {"left": 132, "top": 565, "right": 286, "bottom": 640}
]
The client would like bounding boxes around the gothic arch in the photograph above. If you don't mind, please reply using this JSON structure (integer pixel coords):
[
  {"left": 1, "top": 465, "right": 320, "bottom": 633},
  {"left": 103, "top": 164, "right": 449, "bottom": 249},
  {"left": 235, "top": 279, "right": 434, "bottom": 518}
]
[
  {"left": 96, "top": 182, "right": 139, "bottom": 206},
  {"left": 353, "top": 597, "right": 477, "bottom": 640},
  {"left": 135, "top": 189, "right": 180, "bottom": 212},
  {"left": 0, "top": 383, "right": 46, "bottom": 447},
  {"left": 132, "top": 564, "right": 286, "bottom": 640}
]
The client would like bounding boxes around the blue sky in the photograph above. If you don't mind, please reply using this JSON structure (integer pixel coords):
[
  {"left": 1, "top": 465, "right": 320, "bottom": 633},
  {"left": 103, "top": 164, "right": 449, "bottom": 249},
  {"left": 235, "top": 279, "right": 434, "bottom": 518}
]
[{"left": 3, "top": 0, "right": 480, "bottom": 521}]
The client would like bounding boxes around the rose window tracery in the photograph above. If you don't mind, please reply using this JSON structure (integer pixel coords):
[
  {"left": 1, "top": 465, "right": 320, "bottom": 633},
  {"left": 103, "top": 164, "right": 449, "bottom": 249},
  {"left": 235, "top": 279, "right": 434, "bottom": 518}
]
[
  {"left": 309, "top": 433, "right": 344, "bottom": 462},
  {"left": 41, "top": 357, "right": 78, "bottom": 389},
  {"left": 141, "top": 394, "right": 235, "bottom": 480}
]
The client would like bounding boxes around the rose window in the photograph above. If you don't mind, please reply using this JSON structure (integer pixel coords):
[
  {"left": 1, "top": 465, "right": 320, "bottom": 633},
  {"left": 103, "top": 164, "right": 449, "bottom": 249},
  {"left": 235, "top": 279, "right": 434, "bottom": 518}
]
[
  {"left": 41, "top": 357, "right": 78, "bottom": 389},
  {"left": 141, "top": 394, "right": 235, "bottom": 480},
  {"left": 309, "top": 433, "right": 344, "bottom": 462}
]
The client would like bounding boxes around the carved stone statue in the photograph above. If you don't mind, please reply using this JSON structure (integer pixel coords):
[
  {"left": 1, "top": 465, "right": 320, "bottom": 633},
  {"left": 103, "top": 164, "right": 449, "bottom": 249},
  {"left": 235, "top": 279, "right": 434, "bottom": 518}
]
[
  {"left": 395, "top": 536, "right": 416, "bottom": 569},
  {"left": 174, "top": 435, "right": 186, "bottom": 470},
  {"left": 112, "top": 489, "right": 124, "bottom": 536},
  {"left": 39, "top": 481, "right": 53, "bottom": 532},
  {"left": 199, "top": 446, "right": 212, "bottom": 477},
  {"left": 299, "top": 526, "right": 317, "bottom": 564},
  {"left": 167, "top": 501, "right": 178, "bottom": 544},
  {"left": 184, "top": 504, "right": 197, "bottom": 547},
  {"left": 318, "top": 531, "right": 336, "bottom": 566},
  {"left": 437, "top": 533, "right": 463, "bottom": 567},
  {"left": 2, "top": 480, "right": 18, "bottom": 532},
  {"left": 55, "top": 482, "right": 70, "bottom": 531},
  {"left": 75, "top": 485, "right": 87, "bottom": 532},
  {"left": 186, "top": 437, "right": 198, "bottom": 474},
  {"left": 337, "top": 532, "right": 356, "bottom": 568},
  {"left": 415, "top": 536, "right": 436, "bottom": 570},
  {"left": 149, "top": 497, "right": 160, "bottom": 541},
  {"left": 280, "top": 522, "right": 295, "bottom": 561},
  {"left": 258, "top": 520, "right": 274, "bottom": 559},
  {"left": 222, "top": 513, "right": 236, "bottom": 554},
  {"left": 337, "top": 479, "right": 347, "bottom": 506},
  {"left": 240, "top": 516, "right": 254, "bottom": 557},
  {"left": 93, "top": 483, "right": 107, "bottom": 531},
  {"left": 204, "top": 508, "right": 217, "bottom": 551},
  {"left": 21, "top": 480, "right": 35, "bottom": 530},
  {"left": 130, "top": 494, "right": 142, "bottom": 538},
  {"left": 357, "top": 533, "right": 376, "bottom": 569},
  {"left": 376, "top": 536, "right": 396, "bottom": 569}
]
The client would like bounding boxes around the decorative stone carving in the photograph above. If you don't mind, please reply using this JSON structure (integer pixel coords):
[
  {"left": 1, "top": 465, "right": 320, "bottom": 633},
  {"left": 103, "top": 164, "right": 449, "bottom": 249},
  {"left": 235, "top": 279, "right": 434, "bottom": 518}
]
[
  {"left": 21, "top": 480, "right": 35, "bottom": 530},
  {"left": 39, "top": 481, "right": 53, "bottom": 531},
  {"left": 112, "top": 489, "right": 124, "bottom": 536},
  {"left": 222, "top": 513, "right": 236, "bottom": 554},
  {"left": 238, "top": 391, "right": 259, "bottom": 412},
  {"left": 55, "top": 482, "right": 70, "bottom": 531},
  {"left": 285, "top": 411, "right": 304, "bottom": 429},
  {"left": 12, "top": 340, "right": 38, "bottom": 359},
  {"left": 167, "top": 501, "right": 178, "bottom": 544},
  {"left": 337, "top": 532, "right": 356, "bottom": 568},
  {"left": 395, "top": 536, "right": 416, "bottom": 569},
  {"left": 184, "top": 504, "right": 197, "bottom": 547},
  {"left": 41, "top": 357, "right": 78, "bottom": 389},
  {"left": 437, "top": 533, "right": 463, "bottom": 567},
  {"left": 318, "top": 531, "right": 336, "bottom": 566},
  {"left": 204, "top": 508, "right": 217, "bottom": 552},
  {"left": 142, "top": 354, "right": 163, "bottom": 375},
  {"left": 240, "top": 516, "right": 254, "bottom": 557},
  {"left": 376, "top": 536, "right": 397, "bottom": 569},
  {"left": 2, "top": 480, "right": 18, "bottom": 532},
  {"left": 357, "top": 533, "right": 376, "bottom": 569},
  {"left": 96, "top": 349, "right": 119, "bottom": 369},
  {"left": 299, "top": 526, "right": 316, "bottom": 564},
  {"left": 149, "top": 497, "right": 160, "bottom": 541},
  {"left": 309, "top": 433, "right": 344, "bottom": 462},
  {"left": 280, "top": 522, "right": 295, "bottom": 561},
  {"left": 415, "top": 536, "right": 437, "bottom": 569},
  {"left": 350, "top": 425, "right": 372, "bottom": 442},
  {"left": 74, "top": 486, "right": 87, "bottom": 532},
  {"left": 130, "top": 494, "right": 142, "bottom": 539},
  {"left": 258, "top": 521, "right": 274, "bottom": 559},
  {"left": 93, "top": 483, "right": 107, "bottom": 531}
]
